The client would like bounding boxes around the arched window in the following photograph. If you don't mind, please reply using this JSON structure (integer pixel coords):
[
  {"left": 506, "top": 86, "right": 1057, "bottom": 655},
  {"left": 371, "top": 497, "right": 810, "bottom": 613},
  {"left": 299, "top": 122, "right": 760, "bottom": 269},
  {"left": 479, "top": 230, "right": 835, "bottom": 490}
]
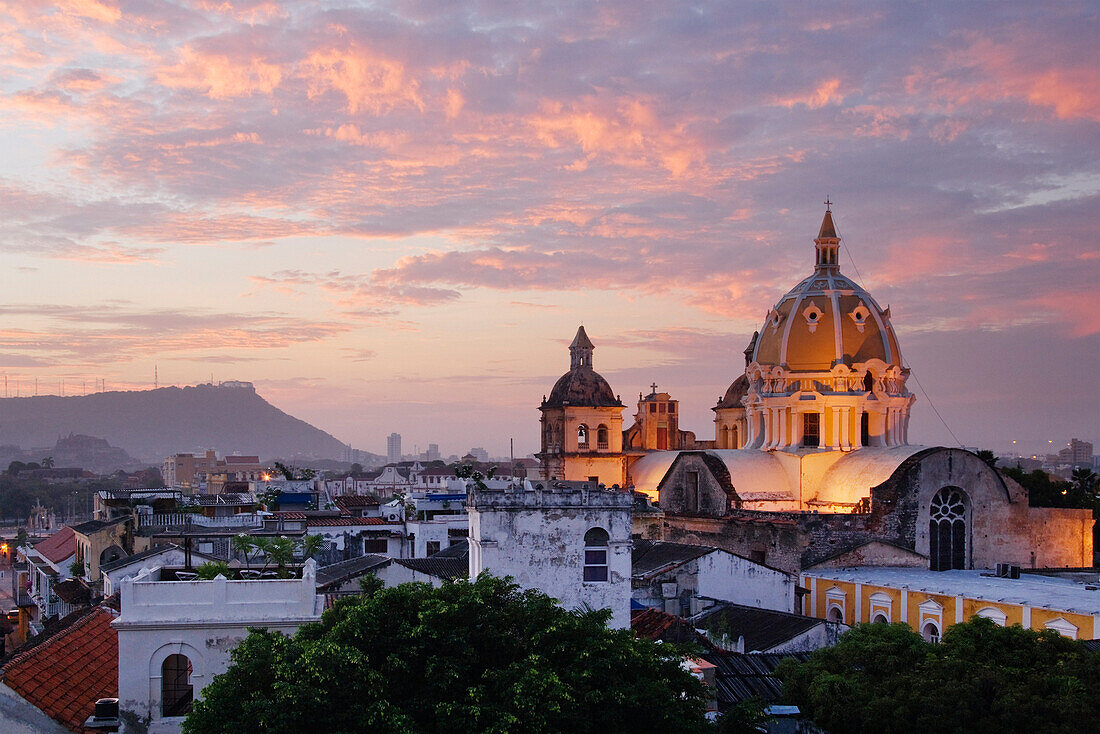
[
  {"left": 827, "top": 605, "right": 843, "bottom": 624},
  {"left": 596, "top": 425, "right": 609, "bottom": 450},
  {"left": 922, "top": 621, "right": 941, "bottom": 644},
  {"left": 730, "top": 425, "right": 739, "bottom": 449},
  {"left": 860, "top": 412, "right": 870, "bottom": 447},
  {"left": 871, "top": 613, "right": 888, "bottom": 624},
  {"left": 929, "top": 487, "right": 968, "bottom": 571},
  {"left": 577, "top": 424, "right": 589, "bottom": 450},
  {"left": 863, "top": 371, "right": 874, "bottom": 392},
  {"left": 583, "top": 527, "right": 609, "bottom": 582},
  {"left": 162, "top": 654, "right": 193, "bottom": 717}
]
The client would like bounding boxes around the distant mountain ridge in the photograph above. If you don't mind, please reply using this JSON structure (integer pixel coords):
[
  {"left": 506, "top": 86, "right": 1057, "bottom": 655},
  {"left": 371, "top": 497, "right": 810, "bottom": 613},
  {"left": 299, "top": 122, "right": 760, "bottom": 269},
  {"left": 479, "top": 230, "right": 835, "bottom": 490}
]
[{"left": 0, "top": 383, "right": 348, "bottom": 463}]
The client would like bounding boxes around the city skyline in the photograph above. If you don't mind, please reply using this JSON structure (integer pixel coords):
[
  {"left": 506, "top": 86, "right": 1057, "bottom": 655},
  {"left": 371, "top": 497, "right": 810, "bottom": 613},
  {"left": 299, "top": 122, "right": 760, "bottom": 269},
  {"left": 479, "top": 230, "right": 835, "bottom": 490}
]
[{"left": 1, "top": 1, "right": 1097, "bottom": 457}]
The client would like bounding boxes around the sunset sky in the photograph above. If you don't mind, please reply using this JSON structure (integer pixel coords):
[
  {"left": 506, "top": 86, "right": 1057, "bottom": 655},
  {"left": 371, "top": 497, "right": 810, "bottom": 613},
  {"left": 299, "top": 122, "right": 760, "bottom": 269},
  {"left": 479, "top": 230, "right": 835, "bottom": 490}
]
[{"left": 1, "top": 1, "right": 1097, "bottom": 459}]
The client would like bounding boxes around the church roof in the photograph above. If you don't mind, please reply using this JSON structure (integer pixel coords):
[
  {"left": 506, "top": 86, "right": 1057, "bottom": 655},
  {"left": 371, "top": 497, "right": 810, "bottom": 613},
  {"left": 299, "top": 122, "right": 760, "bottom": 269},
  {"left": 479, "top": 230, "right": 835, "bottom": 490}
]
[
  {"left": 817, "top": 209, "right": 838, "bottom": 239},
  {"left": 751, "top": 212, "right": 902, "bottom": 372},
  {"left": 570, "top": 325, "right": 595, "bottom": 349},
  {"left": 631, "top": 446, "right": 933, "bottom": 506},
  {"left": 543, "top": 368, "right": 622, "bottom": 408},
  {"left": 542, "top": 326, "right": 622, "bottom": 409},
  {"left": 715, "top": 373, "right": 749, "bottom": 410}
]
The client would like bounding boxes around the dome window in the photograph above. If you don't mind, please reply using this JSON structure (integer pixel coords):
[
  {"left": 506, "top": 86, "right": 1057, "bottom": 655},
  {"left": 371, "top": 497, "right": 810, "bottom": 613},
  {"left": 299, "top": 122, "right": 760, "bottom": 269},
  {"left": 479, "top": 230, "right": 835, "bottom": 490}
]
[
  {"left": 767, "top": 308, "right": 783, "bottom": 332},
  {"left": 802, "top": 303, "right": 824, "bottom": 333},
  {"left": 849, "top": 304, "right": 870, "bottom": 333}
]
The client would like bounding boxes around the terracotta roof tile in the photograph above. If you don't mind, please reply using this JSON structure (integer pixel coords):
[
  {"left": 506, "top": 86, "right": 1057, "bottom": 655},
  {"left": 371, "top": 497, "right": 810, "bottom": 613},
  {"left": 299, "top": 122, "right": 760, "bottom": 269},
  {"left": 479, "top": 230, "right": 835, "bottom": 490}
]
[
  {"left": 2, "top": 606, "right": 118, "bottom": 733},
  {"left": 31, "top": 526, "right": 77, "bottom": 565}
]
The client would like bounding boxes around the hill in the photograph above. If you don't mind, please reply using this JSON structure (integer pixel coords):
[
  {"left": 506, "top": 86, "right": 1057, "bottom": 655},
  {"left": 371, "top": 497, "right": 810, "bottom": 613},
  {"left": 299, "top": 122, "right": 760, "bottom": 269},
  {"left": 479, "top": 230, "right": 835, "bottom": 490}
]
[{"left": 0, "top": 383, "right": 349, "bottom": 463}]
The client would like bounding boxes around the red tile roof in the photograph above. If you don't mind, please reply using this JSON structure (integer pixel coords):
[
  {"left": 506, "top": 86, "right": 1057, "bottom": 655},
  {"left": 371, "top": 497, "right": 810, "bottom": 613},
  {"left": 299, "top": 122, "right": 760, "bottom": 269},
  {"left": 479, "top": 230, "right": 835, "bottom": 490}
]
[
  {"left": 631, "top": 607, "right": 710, "bottom": 646},
  {"left": 2, "top": 606, "right": 119, "bottom": 733},
  {"left": 31, "top": 526, "right": 77, "bottom": 565}
]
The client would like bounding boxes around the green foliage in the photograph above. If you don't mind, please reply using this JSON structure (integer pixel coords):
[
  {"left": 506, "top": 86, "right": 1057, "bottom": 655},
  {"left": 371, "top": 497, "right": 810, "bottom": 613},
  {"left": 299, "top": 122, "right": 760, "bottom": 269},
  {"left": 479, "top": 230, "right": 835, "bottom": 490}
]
[
  {"left": 974, "top": 449, "right": 998, "bottom": 468},
  {"left": 184, "top": 575, "right": 710, "bottom": 734},
  {"left": 454, "top": 464, "right": 497, "bottom": 491},
  {"left": 350, "top": 463, "right": 363, "bottom": 475},
  {"left": 272, "top": 461, "right": 316, "bottom": 481},
  {"left": 1003, "top": 465, "right": 1095, "bottom": 510},
  {"left": 715, "top": 699, "right": 766, "bottom": 733},
  {"left": 69, "top": 560, "right": 85, "bottom": 578},
  {"left": 196, "top": 561, "right": 231, "bottom": 580},
  {"left": 779, "top": 618, "right": 1100, "bottom": 734}
]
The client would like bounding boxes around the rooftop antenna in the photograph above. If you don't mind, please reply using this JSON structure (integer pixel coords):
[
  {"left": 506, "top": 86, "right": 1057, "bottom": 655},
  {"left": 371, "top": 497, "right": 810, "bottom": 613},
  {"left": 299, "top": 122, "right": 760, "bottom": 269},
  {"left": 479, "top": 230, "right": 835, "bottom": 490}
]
[
  {"left": 35, "top": 377, "right": 38, "bottom": 396},
  {"left": 155, "top": 365, "right": 159, "bottom": 389}
]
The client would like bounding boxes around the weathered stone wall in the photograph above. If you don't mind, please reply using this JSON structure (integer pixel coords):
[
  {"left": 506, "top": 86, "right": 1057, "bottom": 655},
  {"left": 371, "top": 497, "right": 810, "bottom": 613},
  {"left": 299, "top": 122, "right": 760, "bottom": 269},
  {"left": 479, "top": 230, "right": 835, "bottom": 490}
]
[
  {"left": 660, "top": 514, "right": 805, "bottom": 574},
  {"left": 657, "top": 452, "right": 735, "bottom": 516}
]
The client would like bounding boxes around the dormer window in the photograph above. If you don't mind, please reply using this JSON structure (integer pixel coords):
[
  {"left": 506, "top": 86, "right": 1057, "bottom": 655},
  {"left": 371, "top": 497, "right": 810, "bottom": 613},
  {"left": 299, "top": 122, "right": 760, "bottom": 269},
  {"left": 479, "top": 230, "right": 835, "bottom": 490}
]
[
  {"left": 802, "top": 303, "right": 824, "bottom": 333},
  {"left": 849, "top": 304, "right": 870, "bottom": 333}
]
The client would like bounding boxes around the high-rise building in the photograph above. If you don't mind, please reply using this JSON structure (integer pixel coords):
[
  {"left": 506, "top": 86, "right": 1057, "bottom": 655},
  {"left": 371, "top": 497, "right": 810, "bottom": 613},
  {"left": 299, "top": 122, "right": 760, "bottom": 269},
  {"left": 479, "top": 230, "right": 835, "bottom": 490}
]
[
  {"left": 1059, "top": 438, "right": 1093, "bottom": 465},
  {"left": 387, "top": 433, "right": 402, "bottom": 465},
  {"left": 426, "top": 443, "right": 441, "bottom": 462}
]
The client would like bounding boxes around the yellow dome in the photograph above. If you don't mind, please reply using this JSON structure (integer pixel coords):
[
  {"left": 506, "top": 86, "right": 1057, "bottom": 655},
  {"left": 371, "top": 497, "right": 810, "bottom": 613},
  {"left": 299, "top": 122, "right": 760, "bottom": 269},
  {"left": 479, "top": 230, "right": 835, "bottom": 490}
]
[{"left": 751, "top": 210, "right": 902, "bottom": 372}]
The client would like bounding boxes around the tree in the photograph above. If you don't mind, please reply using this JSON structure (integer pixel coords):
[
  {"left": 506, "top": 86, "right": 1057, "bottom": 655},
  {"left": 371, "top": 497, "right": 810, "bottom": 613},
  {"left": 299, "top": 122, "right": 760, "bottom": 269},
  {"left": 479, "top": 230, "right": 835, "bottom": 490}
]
[
  {"left": 974, "top": 449, "right": 997, "bottom": 468},
  {"left": 231, "top": 534, "right": 260, "bottom": 569},
  {"left": 1072, "top": 467, "right": 1098, "bottom": 496},
  {"left": 196, "top": 561, "right": 231, "bottom": 579},
  {"left": 185, "top": 575, "right": 710, "bottom": 734},
  {"left": 350, "top": 462, "right": 363, "bottom": 476},
  {"left": 778, "top": 619, "right": 1100, "bottom": 734},
  {"left": 40, "top": 456, "right": 54, "bottom": 469},
  {"left": 272, "top": 461, "right": 316, "bottom": 481}
]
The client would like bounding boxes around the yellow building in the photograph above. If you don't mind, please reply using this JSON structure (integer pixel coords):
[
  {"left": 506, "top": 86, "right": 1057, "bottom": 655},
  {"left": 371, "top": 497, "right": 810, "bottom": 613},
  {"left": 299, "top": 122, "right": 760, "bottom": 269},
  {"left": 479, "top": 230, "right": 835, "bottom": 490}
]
[
  {"left": 537, "top": 327, "right": 627, "bottom": 487},
  {"left": 802, "top": 566, "right": 1100, "bottom": 641}
]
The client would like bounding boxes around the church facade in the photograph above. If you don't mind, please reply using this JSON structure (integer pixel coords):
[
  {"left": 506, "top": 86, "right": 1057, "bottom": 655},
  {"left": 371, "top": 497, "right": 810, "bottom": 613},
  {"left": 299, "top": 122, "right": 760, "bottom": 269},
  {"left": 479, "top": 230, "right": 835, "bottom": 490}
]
[{"left": 537, "top": 208, "right": 1093, "bottom": 573}]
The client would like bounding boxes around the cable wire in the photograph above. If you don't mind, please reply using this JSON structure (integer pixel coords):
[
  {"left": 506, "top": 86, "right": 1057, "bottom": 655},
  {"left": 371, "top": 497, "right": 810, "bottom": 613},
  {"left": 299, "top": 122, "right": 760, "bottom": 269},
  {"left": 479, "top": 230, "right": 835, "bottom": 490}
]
[{"left": 831, "top": 209, "right": 963, "bottom": 448}]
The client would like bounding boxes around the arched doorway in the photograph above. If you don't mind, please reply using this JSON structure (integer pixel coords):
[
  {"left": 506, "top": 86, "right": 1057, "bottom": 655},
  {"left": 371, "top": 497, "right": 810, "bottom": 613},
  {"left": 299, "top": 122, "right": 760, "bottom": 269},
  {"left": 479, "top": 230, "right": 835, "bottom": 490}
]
[
  {"left": 929, "top": 487, "right": 968, "bottom": 571},
  {"left": 921, "top": 621, "right": 941, "bottom": 644}
]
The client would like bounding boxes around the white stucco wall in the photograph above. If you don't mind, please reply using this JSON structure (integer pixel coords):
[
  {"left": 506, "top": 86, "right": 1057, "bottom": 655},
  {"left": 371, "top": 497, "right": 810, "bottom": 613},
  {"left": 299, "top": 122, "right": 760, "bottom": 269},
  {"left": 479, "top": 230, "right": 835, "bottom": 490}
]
[
  {"left": 113, "top": 562, "right": 323, "bottom": 734},
  {"left": 468, "top": 485, "right": 632, "bottom": 629},
  {"left": 696, "top": 551, "right": 796, "bottom": 612}
]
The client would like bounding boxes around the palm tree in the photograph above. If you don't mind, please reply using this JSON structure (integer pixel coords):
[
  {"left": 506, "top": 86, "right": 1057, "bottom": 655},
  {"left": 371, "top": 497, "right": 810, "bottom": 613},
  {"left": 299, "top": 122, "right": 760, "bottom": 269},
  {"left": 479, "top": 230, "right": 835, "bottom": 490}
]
[
  {"left": 1072, "top": 467, "right": 1098, "bottom": 495},
  {"left": 41, "top": 456, "right": 54, "bottom": 469},
  {"left": 231, "top": 534, "right": 259, "bottom": 569},
  {"left": 266, "top": 536, "right": 297, "bottom": 577},
  {"left": 299, "top": 534, "right": 324, "bottom": 561}
]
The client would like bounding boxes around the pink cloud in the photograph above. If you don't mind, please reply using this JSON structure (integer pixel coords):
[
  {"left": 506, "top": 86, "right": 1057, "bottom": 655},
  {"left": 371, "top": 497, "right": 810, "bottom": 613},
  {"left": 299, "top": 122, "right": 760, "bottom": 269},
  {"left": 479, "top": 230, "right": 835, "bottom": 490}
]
[
  {"left": 300, "top": 44, "right": 423, "bottom": 115},
  {"left": 156, "top": 46, "right": 283, "bottom": 99}
]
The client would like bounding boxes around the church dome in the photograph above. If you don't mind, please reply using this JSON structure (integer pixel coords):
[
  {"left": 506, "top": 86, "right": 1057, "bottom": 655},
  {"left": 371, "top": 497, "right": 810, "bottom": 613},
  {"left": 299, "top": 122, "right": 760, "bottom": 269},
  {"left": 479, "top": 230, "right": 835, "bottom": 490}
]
[
  {"left": 544, "top": 368, "right": 621, "bottom": 408},
  {"left": 715, "top": 373, "right": 749, "bottom": 410},
  {"left": 542, "top": 326, "right": 624, "bottom": 408},
  {"left": 751, "top": 210, "right": 902, "bottom": 372}
]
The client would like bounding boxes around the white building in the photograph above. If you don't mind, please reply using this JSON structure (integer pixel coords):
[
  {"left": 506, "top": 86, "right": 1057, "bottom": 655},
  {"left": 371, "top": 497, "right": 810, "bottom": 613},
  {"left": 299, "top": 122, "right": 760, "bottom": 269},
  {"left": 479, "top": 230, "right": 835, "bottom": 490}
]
[
  {"left": 113, "top": 561, "right": 323, "bottom": 734},
  {"left": 468, "top": 480, "right": 633, "bottom": 629},
  {"left": 631, "top": 540, "right": 796, "bottom": 616},
  {"left": 387, "top": 433, "right": 402, "bottom": 464}
]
